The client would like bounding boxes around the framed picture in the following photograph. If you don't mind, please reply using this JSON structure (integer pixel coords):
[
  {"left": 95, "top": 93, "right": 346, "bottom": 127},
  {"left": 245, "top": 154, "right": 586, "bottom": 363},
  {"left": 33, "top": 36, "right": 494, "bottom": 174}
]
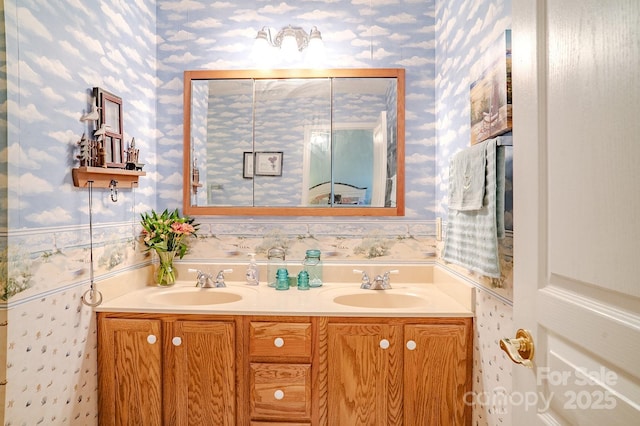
[
  {"left": 254, "top": 152, "right": 283, "bottom": 176},
  {"left": 94, "top": 87, "right": 125, "bottom": 168},
  {"left": 469, "top": 29, "right": 512, "bottom": 145},
  {"left": 243, "top": 152, "right": 254, "bottom": 179}
]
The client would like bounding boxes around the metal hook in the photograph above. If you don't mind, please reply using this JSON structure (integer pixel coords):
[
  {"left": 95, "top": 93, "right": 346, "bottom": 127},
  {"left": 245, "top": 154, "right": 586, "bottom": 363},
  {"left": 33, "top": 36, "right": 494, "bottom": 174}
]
[{"left": 109, "top": 179, "right": 118, "bottom": 202}]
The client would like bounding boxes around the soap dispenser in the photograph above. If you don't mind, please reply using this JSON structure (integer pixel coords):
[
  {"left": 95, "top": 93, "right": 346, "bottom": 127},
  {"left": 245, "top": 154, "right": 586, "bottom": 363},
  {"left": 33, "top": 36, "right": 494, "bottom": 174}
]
[{"left": 245, "top": 253, "right": 260, "bottom": 285}]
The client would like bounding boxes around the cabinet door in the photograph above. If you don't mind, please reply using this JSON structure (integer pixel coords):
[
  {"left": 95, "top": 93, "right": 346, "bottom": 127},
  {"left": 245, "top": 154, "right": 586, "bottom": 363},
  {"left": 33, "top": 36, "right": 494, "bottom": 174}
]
[
  {"left": 98, "top": 317, "right": 163, "bottom": 426},
  {"left": 165, "top": 320, "right": 237, "bottom": 426},
  {"left": 327, "top": 323, "right": 402, "bottom": 425},
  {"left": 404, "top": 323, "right": 472, "bottom": 426}
]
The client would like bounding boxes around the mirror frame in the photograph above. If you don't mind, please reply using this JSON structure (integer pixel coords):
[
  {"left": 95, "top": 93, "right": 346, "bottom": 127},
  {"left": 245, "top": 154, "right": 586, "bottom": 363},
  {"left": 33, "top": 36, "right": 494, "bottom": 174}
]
[{"left": 183, "top": 68, "right": 405, "bottom": 216}]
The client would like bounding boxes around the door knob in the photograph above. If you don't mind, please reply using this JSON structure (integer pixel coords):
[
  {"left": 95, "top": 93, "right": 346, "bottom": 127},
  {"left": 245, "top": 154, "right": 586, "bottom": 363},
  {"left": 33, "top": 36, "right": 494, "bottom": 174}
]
[{"left": 499, "top": 329, "right": 534, "bottom": 368}]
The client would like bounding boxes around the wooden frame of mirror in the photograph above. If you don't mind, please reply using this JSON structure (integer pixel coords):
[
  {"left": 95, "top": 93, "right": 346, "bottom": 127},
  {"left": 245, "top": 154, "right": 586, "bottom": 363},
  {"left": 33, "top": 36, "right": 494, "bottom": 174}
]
[{"left": 183, "top": 68, "right": 405, "bottom": 216}]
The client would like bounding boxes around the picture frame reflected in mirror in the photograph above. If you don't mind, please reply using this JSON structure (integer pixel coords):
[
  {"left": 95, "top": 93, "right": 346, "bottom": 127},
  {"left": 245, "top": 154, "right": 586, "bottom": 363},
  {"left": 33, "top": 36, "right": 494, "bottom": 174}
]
[{"left": 254, "top": 151, "right": 283, "bottom": 176}]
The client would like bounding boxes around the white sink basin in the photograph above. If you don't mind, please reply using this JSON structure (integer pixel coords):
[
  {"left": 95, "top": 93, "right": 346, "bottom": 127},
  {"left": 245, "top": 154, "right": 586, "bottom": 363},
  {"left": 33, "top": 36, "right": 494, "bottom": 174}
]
[
  {"left": 332, "top": 292, "right": 427, "bottom": 309},
  {"left": 147, "top": 288, "right": 243, "bottom": 306}
]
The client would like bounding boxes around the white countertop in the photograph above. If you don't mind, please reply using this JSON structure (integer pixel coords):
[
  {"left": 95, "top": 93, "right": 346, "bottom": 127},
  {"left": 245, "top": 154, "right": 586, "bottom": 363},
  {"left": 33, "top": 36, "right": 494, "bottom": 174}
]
[{"left": 96, "top": 281, "right": 473, "bottom": 317}]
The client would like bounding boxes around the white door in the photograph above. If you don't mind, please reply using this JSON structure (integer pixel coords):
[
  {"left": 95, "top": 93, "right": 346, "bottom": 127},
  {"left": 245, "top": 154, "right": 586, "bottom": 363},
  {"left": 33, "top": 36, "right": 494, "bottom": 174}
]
[
  {"left": 371, "top": 111, "right": 388, "bottom": 207},
  {"left": 511, "top": 0, "right": 640, "bottom": 424}
]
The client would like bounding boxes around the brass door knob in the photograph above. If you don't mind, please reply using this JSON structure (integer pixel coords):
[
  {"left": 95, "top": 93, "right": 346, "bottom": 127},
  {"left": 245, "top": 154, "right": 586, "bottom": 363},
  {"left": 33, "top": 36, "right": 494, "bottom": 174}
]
[{"left": 499, "top": 329, "right": 535, "bottom": 368}]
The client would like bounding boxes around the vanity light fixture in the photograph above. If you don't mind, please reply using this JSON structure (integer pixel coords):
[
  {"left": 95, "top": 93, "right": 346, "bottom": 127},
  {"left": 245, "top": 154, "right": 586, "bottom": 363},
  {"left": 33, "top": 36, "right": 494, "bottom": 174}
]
[{"left": 253, "top": 25, "right": 325, "bottom": 65}]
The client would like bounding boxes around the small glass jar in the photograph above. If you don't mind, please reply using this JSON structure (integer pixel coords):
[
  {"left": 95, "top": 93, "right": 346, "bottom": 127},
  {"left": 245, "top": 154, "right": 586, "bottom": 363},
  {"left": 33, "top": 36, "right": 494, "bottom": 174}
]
[
  {"left": 303, "top": 249, "right": 323, "bottom": 287},
  {"left": 267, "top": 247, "right": 286, "bottom": 288},
  {"left": 275, "top": 268, "right": 289, "bottom": 291},
  {"left": 297, "top": 270, "right": 310, "bottom": 290}
]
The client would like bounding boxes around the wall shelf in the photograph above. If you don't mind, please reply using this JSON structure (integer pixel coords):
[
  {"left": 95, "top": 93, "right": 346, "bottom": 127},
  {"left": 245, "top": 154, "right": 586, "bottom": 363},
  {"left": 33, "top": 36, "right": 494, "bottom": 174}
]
[{"left": 72, "top": 166, "right": 145, "bottom": 189}]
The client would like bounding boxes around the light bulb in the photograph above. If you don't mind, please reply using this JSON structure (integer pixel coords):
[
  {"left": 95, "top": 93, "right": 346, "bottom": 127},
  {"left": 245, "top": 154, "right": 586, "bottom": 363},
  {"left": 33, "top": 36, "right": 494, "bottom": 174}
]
[
  {"left": 252, "top": 27, "right": 275, "bottom": 67},
  {"left": 306, "top": 27, "right": 326, "bottom": 66},
  {"left": 280, "top": 27, "right": 300, "bottom": 62}
]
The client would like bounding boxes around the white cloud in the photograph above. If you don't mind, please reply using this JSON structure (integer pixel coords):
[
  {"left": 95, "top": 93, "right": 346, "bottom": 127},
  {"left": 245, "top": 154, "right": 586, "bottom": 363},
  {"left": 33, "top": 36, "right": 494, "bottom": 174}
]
[
  {"left": 8, "top": 100, "right": 48, "bottom": 123},
  {"left": 121, "top": 44, "right": 143, "bottom": 66},
  {"left": 327, "top": 29, "right": 358, "bottom": 42},
  {"left": 65, "top": 26, "right": 105, "bottom": 56},
  {"left": 15, "top": 172, "right": 54, "bottom": 194},
  {"left": 396, "top": 56, "right": 433, "bottom": 67},
  {"left": 162, "top": 172, "right": 183, "bottom": 186},
  {"left": 161, "top": 78, "right": 183, "bottom": 91},
  {"left": 406, "top": 153, "right": 433, "bottom": 164},
  {"left": 101, "top": 3, "right": 133, "bottom": 36},
  {"left": 188, "top": 17, "right": 224, "bottom": 29},
  {"left": 157, "top": 93, "right": 183, "bottom": 105},
  {"left": 16, "top": 61, "right": 42, "bottom": 85},
  {"left": 378, "top": 13, "right": 417, "bottom": 25},
  {"left": 229, "top": 10, "right": 266, "bottom": 23},
  {"left": 34, "top": 56, "right": 72, "bottom": 81},
  {"left": 351, "top": 0, "right": 399, "bottom": 5},
  {"left": 17, "top": 7, "right": 53, "bottom": 41},
  {"left": 26, "top": 206, "right": 73, "bottom": 225},
  {"left": 159, "top": 0, "right": 205, "bottom": 11},
  {"left": 47, "top": 129, "right": 79, "bottom": 145},
  {"left": 356, "top": 47, "right": 394, "bottom": 60},
  {"left": 59, "top": 40, "right": 82, "bottom": 59}
]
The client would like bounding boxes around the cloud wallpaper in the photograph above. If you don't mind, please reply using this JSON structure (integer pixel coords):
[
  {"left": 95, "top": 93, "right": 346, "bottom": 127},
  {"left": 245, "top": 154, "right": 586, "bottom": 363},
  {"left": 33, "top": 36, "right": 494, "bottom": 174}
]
[{"left": 0, "top": 0, "right": 514, "bottom": 424}]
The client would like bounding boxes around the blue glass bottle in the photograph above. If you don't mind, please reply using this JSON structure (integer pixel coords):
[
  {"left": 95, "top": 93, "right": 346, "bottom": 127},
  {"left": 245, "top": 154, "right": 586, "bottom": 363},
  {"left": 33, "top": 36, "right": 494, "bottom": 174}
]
[
  {"left": 275, "top": 268, "right": 289, "bottom": 291},
  {"left": 297, "top": 270, "right": 310, "bottom": 290}
]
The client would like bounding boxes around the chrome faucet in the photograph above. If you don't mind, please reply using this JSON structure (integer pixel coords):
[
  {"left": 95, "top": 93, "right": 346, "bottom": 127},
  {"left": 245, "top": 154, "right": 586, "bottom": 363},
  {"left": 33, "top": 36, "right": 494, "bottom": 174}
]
[{"left": 354, "top": 269, "right": 398, "bottom": 290}]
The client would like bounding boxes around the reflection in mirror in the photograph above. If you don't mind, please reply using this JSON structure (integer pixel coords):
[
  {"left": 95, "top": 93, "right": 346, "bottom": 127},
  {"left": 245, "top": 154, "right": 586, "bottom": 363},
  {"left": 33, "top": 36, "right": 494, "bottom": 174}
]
[{"left": 183, "top": 69, "right": 405, "bottom": 216}]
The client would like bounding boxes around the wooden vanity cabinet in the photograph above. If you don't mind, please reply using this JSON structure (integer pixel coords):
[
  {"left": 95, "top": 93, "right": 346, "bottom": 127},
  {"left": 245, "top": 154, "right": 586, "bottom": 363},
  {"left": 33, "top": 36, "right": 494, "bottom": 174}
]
[
  {"left": 245, "top": 317, "right": 314, "bottom": 425},
  {"left": 97, "top": 313, "right": 243, "bottom": 426},
  {"left": 98, "top": 313, "right": 471, "bottom": 426},
  {"left": 98, "top": 317, "right": 163, "bottom": 425},
  {"left": 324, "top": 317, "right": 472, "bottom": 426}
]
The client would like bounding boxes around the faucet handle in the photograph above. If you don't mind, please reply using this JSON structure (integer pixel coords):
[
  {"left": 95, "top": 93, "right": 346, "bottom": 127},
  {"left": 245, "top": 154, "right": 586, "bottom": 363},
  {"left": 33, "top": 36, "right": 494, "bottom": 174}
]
[
  {"left": 354, "top": 269, "right": 371, "bottom": 289},
  {"left": 215, "top": 268, "right": 233, "bottom": 287},
  {"left": 189, "top": 268, "right": 212, "bottom": 287},
  {"left": 381, "top": 270, "right": 399, "bottom": 289}
]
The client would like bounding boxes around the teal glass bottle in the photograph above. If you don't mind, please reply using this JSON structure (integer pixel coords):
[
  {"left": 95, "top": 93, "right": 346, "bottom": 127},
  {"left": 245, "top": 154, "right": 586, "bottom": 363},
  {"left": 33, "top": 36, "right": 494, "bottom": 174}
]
[{"left": 303, "top": 249, "right": 323, "bottom": 287}]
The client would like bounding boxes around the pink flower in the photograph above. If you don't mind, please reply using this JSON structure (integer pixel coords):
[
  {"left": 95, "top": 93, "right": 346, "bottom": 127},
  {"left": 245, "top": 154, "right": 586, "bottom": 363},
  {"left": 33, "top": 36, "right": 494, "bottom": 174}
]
[{"left": 171, "top": 222, "right": 195, "bottom": 235}]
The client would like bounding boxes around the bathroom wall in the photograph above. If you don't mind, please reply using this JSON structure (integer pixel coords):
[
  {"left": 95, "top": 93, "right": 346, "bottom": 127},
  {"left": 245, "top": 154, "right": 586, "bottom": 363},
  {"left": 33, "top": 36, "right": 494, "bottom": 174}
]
[
  {"left": 434, "top": 0, "right": 514, "bottom": 425},
  {"left": 1, "top": 0, "right": 157, "bottom": 422}
]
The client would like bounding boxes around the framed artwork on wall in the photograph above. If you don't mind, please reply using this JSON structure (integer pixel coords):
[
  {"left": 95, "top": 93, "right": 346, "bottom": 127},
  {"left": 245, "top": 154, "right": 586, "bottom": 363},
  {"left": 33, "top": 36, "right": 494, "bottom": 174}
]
[
  {"left": 94, "top": 87, "right": 125, "bottom": 168},
  {"left": 254, "top": 152, "right": 283, "bottom": 176},
  {"left": 469, "top": 29, "right": 512, "bottom": 145}
]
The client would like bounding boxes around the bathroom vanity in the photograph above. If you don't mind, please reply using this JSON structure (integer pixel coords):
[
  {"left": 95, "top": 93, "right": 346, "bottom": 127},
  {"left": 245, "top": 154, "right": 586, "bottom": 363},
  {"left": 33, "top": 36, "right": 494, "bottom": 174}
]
[{"left": 96, "top": 273, "right": 473, "bottom": 425}]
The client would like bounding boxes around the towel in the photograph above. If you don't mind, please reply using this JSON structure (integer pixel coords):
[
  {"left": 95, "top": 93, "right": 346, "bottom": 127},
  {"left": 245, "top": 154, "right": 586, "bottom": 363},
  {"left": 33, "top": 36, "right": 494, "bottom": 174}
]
[
  {"left": 442, "top": 139, "right": 505, "bottom": 278},
  {"left": 448, "top": 140, "right": 488, "bottom": 211}
]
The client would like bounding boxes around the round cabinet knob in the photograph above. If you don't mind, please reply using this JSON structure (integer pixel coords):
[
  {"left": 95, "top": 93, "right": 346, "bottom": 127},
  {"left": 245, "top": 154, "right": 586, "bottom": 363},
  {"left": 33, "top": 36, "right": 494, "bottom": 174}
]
[
  {"left": 147, "top": 335, "right": 157, "bottom": 345},
  {"left": 172, "top": 336, "right": 182, "bottom": 346},
  {"left": 379, "top": 339, "right": 390, "bottom": 349},
  {"left": 406, "top": 340, "right": 417, "bottom": 350},
  {"left": 274, "top": 389, "right": 285, "bottom": 400},
  {"left": 273, "top": 337, "right": 284, "bottom": 348}
]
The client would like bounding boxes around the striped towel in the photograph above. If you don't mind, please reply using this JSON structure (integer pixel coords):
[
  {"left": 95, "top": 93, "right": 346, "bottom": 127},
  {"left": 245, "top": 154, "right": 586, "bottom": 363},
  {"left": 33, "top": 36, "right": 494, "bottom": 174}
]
[{"left": 442, "top": 139, "right": 505, "bottom": 278}]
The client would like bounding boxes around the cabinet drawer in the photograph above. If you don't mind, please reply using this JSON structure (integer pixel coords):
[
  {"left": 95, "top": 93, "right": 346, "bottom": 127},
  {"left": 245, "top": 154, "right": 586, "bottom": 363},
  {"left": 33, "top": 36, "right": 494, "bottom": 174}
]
[
  {"left": 249, "top": 322, "right": 312, "bottom": 359},
  {"left": 249, "top": 363, "right": 311, "bottom": 420}
]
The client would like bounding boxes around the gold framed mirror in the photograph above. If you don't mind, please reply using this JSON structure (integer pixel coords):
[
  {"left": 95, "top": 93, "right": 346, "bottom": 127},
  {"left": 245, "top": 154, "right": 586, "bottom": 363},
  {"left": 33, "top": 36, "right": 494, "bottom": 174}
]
[{"left": 183, "top": 68, "right": 405, "bottom": 216}]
